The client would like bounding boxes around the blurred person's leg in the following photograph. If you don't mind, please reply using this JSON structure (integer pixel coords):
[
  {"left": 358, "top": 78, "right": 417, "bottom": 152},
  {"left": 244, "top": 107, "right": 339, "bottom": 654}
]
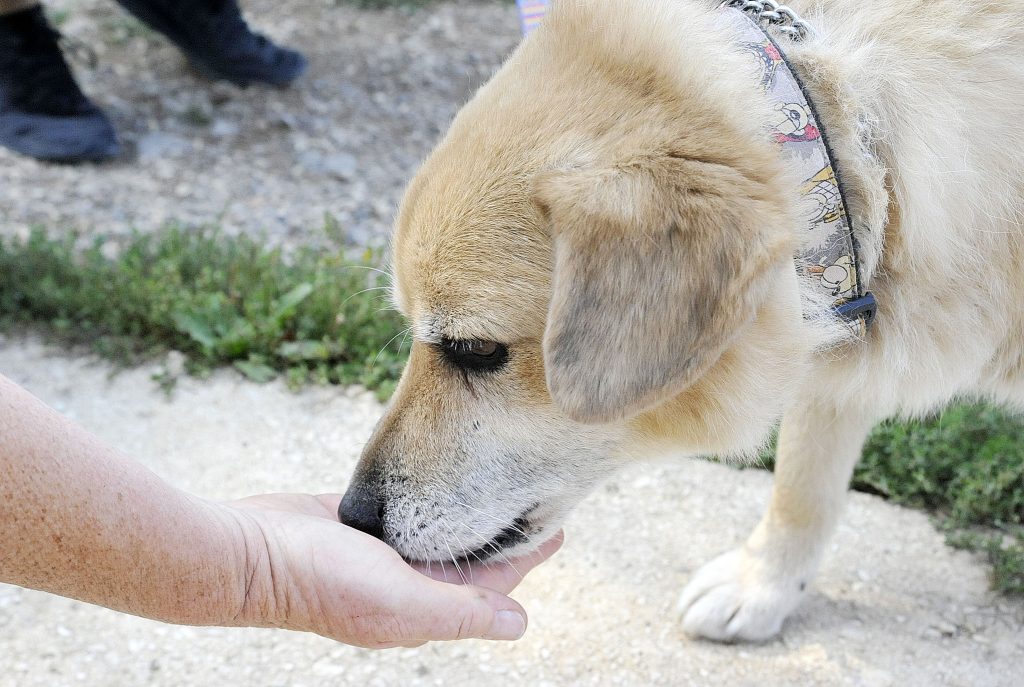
[
  {"left": 114, "top": 0, "right": 307, "bottom": 86},
  {"left": 0, "top": 1, "right": 42, "bottom": 15},
  {"left": 1, "top": 1, "right": 305, "bottom": 163},
  {"left": 0, "top": 2, "right": 121, "bottom": 162}
]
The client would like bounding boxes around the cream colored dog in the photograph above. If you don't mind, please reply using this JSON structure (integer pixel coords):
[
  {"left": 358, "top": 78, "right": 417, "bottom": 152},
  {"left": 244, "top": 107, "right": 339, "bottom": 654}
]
[{"left": 340, "top": 0, "right": 1024, "bottom": 641}]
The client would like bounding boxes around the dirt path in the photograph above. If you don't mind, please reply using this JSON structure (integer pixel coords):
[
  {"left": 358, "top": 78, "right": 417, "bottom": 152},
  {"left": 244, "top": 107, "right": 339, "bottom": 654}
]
[
  {"left": 1, "top": 338, "right": 1021, "bottom": 687},
  {"left": 0, "top": 0, "right": 519, "bottom": 247}
]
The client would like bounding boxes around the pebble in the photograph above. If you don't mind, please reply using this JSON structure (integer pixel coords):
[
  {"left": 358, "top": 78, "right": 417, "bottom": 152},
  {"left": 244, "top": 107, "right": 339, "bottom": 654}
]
[
  {"left": 210, "top": 119, "right": 240, "bottom": 138},
  {"left": 323, "top": 153, "right": 358, "bottom": 181},
  {"left": 136, "top": 132, "right": 191, "bottom": 161}
]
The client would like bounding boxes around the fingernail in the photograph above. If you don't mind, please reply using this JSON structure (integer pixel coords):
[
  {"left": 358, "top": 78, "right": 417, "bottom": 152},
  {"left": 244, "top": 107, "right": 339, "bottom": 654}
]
[{"left": 486, "top": 610, "right": 526, "bottom": 640}]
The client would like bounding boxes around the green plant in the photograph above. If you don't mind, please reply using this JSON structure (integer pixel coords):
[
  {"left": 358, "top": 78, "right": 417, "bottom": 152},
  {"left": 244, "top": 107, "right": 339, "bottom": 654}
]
[{"left": 0, "top": 227, "right": 409, "bottom": 400}]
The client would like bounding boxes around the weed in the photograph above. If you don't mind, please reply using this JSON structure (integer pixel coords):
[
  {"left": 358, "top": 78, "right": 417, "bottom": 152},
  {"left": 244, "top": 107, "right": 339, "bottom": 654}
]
[{"left": 0, "top": 227, "right": 408, "bottom": 401}]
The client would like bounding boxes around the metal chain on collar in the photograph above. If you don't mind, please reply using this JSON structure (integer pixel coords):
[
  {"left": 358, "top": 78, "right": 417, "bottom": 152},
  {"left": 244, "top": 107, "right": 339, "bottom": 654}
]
[{"left": 719, "top": 0, "right": 814, "bottom": 41}]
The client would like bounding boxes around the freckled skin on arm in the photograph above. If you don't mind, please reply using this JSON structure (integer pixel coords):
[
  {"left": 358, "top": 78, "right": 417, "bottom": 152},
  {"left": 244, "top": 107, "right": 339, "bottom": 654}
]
[{"left": 0, "top": 373, "right": 247, "bottom": 626}]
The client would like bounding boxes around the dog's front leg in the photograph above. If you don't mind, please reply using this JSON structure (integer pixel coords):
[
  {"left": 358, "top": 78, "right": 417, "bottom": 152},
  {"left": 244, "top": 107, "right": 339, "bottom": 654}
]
[{"left": 678, "top": 400, "right": 877, "bottom": 642}]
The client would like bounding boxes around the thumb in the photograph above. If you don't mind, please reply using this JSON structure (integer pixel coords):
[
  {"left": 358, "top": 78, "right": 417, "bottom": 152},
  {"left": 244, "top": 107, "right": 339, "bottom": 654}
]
[{"left": 397, "top": 576, "right": 529, "bottom": 643}]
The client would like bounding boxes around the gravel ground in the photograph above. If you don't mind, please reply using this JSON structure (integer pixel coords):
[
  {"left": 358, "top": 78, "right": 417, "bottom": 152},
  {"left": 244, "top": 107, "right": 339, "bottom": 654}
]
[
  {"left": 0, "top": 0, "right": 519, "bottom": 247},
  {"left": 1, "top": 337, "right": 1022, "bottom": 687}
]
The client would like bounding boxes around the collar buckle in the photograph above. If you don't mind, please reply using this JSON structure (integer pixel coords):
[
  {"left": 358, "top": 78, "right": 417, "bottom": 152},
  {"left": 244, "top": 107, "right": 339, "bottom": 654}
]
[{"left": 835, "top": 293, "right": 877, "bottom": 329}]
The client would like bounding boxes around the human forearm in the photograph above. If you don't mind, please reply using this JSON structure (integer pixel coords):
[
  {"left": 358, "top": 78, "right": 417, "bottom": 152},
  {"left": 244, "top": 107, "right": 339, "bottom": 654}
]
[{"left": 0, "top": 373, "right": 246, "bottom": 625}]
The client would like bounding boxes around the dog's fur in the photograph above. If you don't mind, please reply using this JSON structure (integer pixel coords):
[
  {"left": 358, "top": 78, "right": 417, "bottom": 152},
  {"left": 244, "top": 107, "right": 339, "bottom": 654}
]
[{"left": 344, "top": 0, "right": 1024, "bottom": 641}]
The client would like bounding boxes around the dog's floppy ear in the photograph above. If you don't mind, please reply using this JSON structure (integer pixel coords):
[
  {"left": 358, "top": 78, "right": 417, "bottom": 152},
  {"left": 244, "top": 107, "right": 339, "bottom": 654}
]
[{"left": 537, "top": 156, "right": 790, "bottom": 424}]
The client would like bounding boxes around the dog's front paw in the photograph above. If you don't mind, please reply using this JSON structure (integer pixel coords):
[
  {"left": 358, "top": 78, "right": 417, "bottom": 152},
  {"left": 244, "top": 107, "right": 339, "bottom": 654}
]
[{"left": 677, "top": 548, "right": 808, "bottom": 642}]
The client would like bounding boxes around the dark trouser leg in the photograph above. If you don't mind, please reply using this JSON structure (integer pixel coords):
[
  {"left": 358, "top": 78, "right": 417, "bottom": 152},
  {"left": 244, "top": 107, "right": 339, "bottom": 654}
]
[
  {"left": 113, "top": 0, "right": 307, "bottom": 86},
  {"left": 0, "top": 5, "right": 120, "bottom": 162},
  {"left": 0, "top": 1, "right": 41, "bottom": 17}
]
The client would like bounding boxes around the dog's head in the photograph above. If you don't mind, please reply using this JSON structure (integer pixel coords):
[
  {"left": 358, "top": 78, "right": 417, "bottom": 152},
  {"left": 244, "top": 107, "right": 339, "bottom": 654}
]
[{"left": 340, "top": 1, "right": 816, "bottom": 562}]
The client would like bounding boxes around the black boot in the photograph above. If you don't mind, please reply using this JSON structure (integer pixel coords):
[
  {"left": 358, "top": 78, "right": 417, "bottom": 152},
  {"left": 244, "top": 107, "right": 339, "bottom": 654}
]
[
  {"left": 114, "top": 0, "right": 307, "bottom": 87},
  {"left": 0, "top": 6, "right": 120, "bottom": 163}
]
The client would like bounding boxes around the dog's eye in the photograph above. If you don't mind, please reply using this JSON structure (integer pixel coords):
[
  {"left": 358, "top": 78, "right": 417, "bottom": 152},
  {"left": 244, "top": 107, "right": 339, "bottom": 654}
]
[{"left": 440, "top": 338, "right": 509, "bottom": 372}]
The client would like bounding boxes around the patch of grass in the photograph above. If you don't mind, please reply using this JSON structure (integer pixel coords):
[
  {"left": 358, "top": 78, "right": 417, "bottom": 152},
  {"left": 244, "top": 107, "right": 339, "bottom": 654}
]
[
  {"left": 0, "top": 228, "right": 408, "bottom": 400},
  {"left": 757, "top": 404, "right": 1024, "bottom": 594}
]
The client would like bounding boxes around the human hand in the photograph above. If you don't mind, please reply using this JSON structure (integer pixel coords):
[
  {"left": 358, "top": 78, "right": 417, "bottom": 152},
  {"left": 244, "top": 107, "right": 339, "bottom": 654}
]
[{"left": 221, "top": 493, "right": 563, "bottom": 648}]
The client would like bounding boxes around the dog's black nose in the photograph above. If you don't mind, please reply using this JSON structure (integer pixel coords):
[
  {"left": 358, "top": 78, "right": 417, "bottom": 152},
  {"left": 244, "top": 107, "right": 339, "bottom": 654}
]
[{"left": 338, "top": 481, "right": 385, "bottom": 540}]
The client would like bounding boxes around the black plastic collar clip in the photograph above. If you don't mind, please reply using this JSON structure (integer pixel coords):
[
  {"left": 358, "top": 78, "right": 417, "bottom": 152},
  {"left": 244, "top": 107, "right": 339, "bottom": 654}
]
[{"left": 835, "top": 292, "right": 877, "bottom": 329}]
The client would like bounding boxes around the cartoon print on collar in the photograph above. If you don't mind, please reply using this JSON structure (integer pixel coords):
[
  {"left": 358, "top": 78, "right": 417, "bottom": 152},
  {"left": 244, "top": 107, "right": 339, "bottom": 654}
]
[
  {"left": 732, "top": 11, "right": 865, "bottom": 327},
  {"left": 772, "top": 102, "right": 821, "bottom": 143},
  {"left": 744, "top": 38, "right": 782, "bottom": 89},
  {"left": 802, "top": 165, "right": 843, "bottom": 224},
  {"left": 809, "top": 255, "right": 857, "bottom": 298}
]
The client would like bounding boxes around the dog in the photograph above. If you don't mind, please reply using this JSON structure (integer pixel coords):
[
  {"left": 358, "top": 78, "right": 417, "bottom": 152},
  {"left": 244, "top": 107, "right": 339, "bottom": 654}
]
[{"left": 340, "top": 0, "right": 1024, "bottom": 641}]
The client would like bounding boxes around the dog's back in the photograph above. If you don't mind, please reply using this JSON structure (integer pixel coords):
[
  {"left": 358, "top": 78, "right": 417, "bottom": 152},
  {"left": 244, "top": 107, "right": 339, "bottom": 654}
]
[{"left": 783, "top": 0, "right": 1024, "bottom": 414}]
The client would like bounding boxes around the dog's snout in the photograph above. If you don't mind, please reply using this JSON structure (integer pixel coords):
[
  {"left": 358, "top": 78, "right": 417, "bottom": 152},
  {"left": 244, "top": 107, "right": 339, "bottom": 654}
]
[{"left": 338, "top": 480, "right": 386, "bottom": 540}]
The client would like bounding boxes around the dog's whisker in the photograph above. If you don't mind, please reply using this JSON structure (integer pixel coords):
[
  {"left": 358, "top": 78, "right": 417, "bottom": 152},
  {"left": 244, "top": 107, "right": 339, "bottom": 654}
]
[
  {"left": 370, "top": 326, "right": 413, "bottom": 369},
  {"left": 457, "top": 521, "right": 524, "bottom": 578},
  {"left": 398, "top": 329, "right": 412, "bottom": 356},
  {"left": 335, "top": 264, "right": 394, "bottom": 279},
  {"left": 452, "top": 499, "right": 530, "bottom": 538},
  {"left": 487, "top": 543, "right": 522, "bottom": 579},
  {"left": 447, "top": 524, "right": 483, "bottom": 585},
  {"left": 339, "top": 285, "right": 392, "bottom": 310},
  {"left": 438, "top": 530, "right": 467, "bottom": 584},
  {"left": 442, "top": 526, "right": 470, "bottom": 585}
]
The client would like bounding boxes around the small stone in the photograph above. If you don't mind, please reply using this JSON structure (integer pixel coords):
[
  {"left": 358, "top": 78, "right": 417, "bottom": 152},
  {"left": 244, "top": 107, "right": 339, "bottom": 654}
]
[
  {"left": 860, "top": 669, "right": 895, "bottom": 687},
  {"left": 164, "top": 351, "right": 187, "bottom": 378},
  {"left": 323, "top": 153, "right": 358, "bottom": 181},
  {"left": 210, "top": 119, "right": 240, "bottom": 138},
  {"left": 311, "top": 659, "right": 346, "bottom": 677},
  {"left": 840, "top": 624, "right": 866, "bottom": 641},
  {"left": 136, "top": 132, "right": 190, "bottom": 161}
]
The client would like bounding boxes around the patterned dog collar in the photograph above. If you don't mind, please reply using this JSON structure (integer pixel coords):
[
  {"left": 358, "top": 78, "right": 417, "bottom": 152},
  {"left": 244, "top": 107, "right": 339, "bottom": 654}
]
[
  {"left": 722, "top": 2, "right": 876, "bottom": 332},
  {"left": 517, "top": 1, "right": 877, "bottom": 332}
]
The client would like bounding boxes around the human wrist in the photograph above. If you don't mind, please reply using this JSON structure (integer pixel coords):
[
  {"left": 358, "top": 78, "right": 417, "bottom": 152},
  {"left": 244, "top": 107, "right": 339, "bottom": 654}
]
[
  {"left": 140, "top": 494, "right": 268, "bottom": 629},
  {"left": 207, "top": 500, "right": 292, "bottom": 631}
]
